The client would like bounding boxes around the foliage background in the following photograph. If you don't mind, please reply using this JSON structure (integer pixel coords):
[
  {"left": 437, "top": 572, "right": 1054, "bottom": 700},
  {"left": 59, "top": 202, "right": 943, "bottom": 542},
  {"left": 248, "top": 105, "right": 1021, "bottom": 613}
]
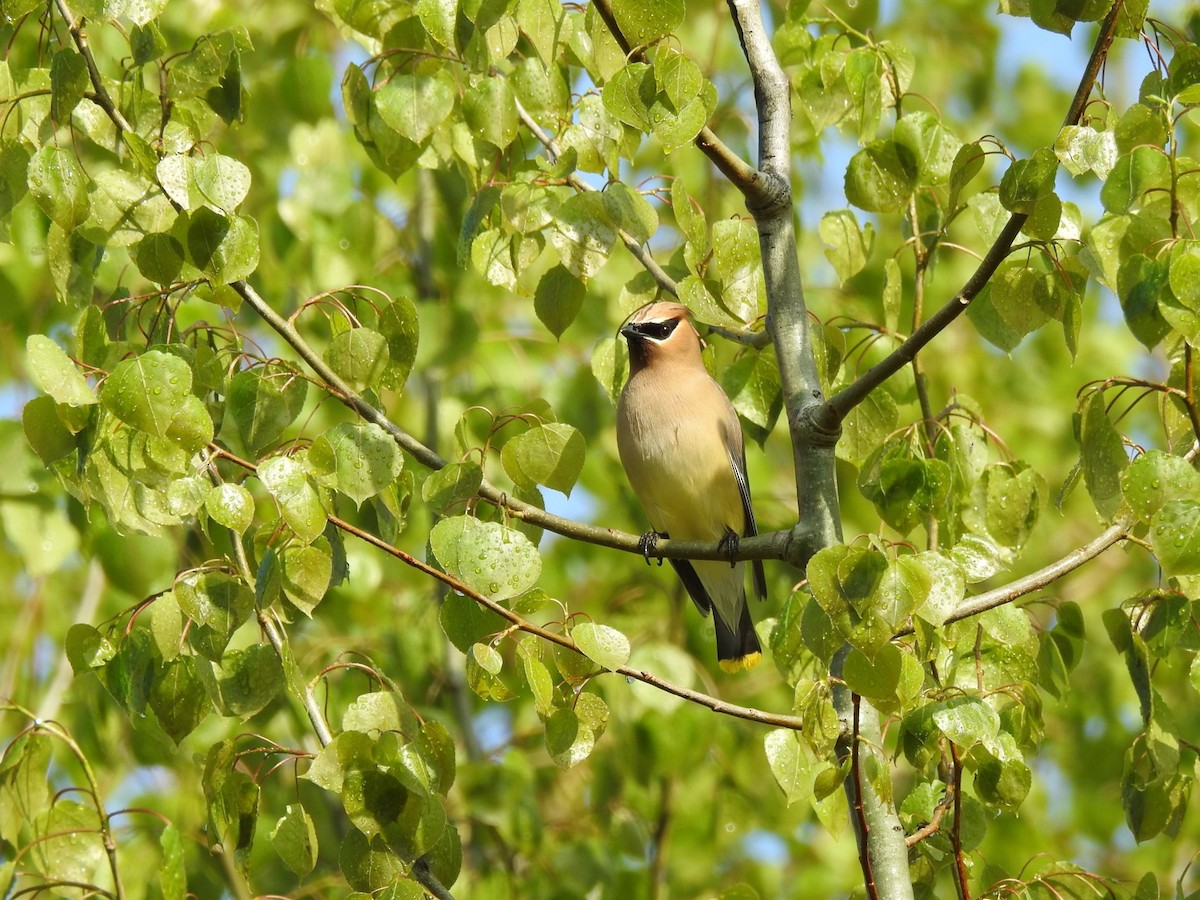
[{"left": 1, "top": 0, "right": 1199, "bottom": 897}]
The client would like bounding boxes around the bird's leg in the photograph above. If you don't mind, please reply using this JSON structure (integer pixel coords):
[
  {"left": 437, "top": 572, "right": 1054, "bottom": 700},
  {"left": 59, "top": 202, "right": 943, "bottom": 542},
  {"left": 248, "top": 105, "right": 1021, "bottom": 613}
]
[
  {"left": 717, "top": 529, "right": 739, "bottom": 569},
  {"left": 638, "top": 531, "right": 667, "bottom": 566}
]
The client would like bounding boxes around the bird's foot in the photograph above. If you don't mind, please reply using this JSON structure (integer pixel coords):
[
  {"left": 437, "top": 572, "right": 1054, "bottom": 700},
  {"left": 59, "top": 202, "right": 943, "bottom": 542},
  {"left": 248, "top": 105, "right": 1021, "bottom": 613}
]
[
  {"left": 717, "top": 531, "right": 739, "bottom": 569},
  {"left": 638, "top": 531, "right": 667, "bottom": 566}
]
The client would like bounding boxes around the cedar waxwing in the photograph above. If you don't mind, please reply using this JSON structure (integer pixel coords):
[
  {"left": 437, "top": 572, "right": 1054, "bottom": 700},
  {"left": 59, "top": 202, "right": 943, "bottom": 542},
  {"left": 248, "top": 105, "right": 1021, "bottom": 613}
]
[{"left": 616, "top": 301, "right": 767, "bottom": 673}]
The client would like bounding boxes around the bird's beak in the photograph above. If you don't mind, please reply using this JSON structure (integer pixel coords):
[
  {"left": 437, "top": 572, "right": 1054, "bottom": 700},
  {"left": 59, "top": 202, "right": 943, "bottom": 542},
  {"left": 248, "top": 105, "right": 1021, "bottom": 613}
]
[{"left": 619, "top": 323, "right": 638, "bottom": 340}]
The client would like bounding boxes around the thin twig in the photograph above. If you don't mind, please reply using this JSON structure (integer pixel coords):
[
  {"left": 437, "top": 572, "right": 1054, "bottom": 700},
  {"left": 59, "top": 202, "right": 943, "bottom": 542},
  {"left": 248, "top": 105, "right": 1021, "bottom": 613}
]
[
  {"left": 850, "top": 693, "right": 880, "bottom": 900},
  {"left": 949, "top": 742, "right": 971, "bottom": 900},
  {"left": 824, "top": 0, "right": 1128, "bottom": 425},
  {"left": 905, "top": 784, "right": 956, "bottom": 848}
]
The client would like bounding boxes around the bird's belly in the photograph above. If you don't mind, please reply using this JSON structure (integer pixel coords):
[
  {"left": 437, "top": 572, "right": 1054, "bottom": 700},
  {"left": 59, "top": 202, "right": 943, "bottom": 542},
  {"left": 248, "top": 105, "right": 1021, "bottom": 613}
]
[{"left": 619, "top": 411, "right": 742, "bottom": 541}]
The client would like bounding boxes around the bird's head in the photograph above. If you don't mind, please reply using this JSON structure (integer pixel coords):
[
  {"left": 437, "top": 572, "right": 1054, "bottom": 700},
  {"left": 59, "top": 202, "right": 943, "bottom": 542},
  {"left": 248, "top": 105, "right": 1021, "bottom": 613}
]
[{"left": 619, "top": 302, "right": 703, "bottom": 373}]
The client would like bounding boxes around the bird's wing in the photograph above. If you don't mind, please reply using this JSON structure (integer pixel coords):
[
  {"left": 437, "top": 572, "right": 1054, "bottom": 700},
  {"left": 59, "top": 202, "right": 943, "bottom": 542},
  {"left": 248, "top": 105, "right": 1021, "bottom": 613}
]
[{"left": 723, "top": 420, "right": 768, "bottom": 602}]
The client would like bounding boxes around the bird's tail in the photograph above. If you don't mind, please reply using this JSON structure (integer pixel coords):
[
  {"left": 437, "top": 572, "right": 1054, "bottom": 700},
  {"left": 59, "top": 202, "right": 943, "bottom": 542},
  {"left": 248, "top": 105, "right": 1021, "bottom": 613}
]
[{"left": 715, "top": 602, "right": 761, "bottom": 673}]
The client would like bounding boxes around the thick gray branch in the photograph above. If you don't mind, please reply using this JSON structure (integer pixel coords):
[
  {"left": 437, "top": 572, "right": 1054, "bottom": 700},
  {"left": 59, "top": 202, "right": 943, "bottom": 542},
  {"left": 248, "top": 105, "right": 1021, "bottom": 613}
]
[{"left": 725, "top": 3, "right": 912, "bottom": 896}]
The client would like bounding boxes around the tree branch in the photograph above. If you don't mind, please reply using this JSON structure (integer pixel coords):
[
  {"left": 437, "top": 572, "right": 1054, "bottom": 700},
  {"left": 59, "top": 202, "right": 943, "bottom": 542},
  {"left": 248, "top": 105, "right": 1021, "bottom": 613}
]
[
  {"left": 823, "top": 0, "right": 1127, "bottom": 424},
  {"left": 720, "top": 3, "right": 912, "bottom": 897},
  {"left": 209, "top": 446, "right": 806, "bottom": 731},
  {"left": 328, "top": 513, "right": 806, "bottom": 731}
]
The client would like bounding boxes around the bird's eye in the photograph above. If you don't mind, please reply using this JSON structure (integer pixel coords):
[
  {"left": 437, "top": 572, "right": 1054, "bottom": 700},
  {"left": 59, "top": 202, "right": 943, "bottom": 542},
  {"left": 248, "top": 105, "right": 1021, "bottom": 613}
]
[{"left": 645, "top": 320, "right": 677, "bottom": 340}]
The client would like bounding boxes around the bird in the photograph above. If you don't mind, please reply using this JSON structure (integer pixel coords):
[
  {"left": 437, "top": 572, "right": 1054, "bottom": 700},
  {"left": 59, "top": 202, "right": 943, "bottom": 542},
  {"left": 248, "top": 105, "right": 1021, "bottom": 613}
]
[{"left": 615, "top": 301, "right": 767, "bottom": 673}]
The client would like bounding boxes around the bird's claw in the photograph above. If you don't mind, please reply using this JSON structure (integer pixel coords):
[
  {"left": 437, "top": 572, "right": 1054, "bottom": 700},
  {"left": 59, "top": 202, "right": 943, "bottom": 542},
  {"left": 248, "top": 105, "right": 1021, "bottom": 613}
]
[
  {"left": 638, "top": 531, "right": 667, "bottom": 566},
  {"left": 718, "top": 531, "right": 739, "bottom": 569}
]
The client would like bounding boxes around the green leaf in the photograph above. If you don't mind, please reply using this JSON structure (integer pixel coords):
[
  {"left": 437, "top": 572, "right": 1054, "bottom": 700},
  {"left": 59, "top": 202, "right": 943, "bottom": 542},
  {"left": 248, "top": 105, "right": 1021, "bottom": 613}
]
[
  {"left": 501, "top": 422, "right": 586, "bottom": 495},
  {"left": 723, "top": 348, "right": 782, "bottom": 445},
  {"left": 271, "top": 804, "right": 318, "bottom": 877},
  {"left": 602, "top": 182, "right": 658, "bottom": 244},
  {"left": 280, "top": 540, "right": 333, "bottom": 616},
  {"left": 65, "top": 623, "right": 116, "bottom": 673},
  {"left": 1121, "top": 451, "right": 1200, "bottom": 523},
  {"left": 340, "top": 829, "right": 402, "bottom": 892},
  {"left": 135, "top": 233, "right": 186, "bottom": 285},
  {"left": 534, "top": 264, "right": 587, "bottom": 339},
  {"left": 819, "top": 209, "right": 874, "bottom": 285},
  {"left": 607, "top": 0, "right": 683, "bottom": 44},
  {"left": 0, "top": 733, "right": 51, "bottom": 847},
  {"left": 548, "top": 192, "right": 617, "bottom": 280},
  {"left": 378, "top": 296, "right": 420, "bottom": 391},
  {"left": 421, "top": 460, "right": 483, "bottom": 512},
  {"left": 1150, "top": 500, "right": 1200, "bottom": 575},
  {"left": 376, "top": 74, "right": 455, "bottom": 143},
  {"left": 998, "top": 147, "right": 1058, "bottom": 214},
  {"left": 159, "top": 823, "right": 186, "bottom": 900},
  {"left": 602, "top": 62, "right": 656, "bottom": 131},
  {"left": 466, "top": 642, "right": 516, "bottom": 701},
  {"left": 27, "top": 144, "right": 89, "bottom": 230},
  {"left": 175, "top": 571, "right": 255, "bottom": 661},
  {"left": 462, "top": 76, "right": 518, "bottom": 150},
  {"left": 80, "top": 169, "right": 176, "bottom": 247},
  {"left": 22, "top": 395, "right": 76, "bottom": 464},
  {"left": 439, "top": 592, "right": 509, "bottom": 654},
  {"left": 949, "top": 141, "right": 985, "bottom": 208},
  {"left": 1116, "top": 254, "right": 1171, "bottom": 350},
  {"left": 545, "top": 707, "right": 596, "bottom": 769},
  {"left": 764, "top": 728, "right": 815, "bottom": 806},
  {"left": 931, "top": 696, "right": 999, "bottom": 748},
  {"left": 343, "top": 691, "right": 419, "bottom": 736},
  {"left": 893, "top": 110, "right": 962, "bottom": 185},
  {"left": 842, "top": 643, "right": 902, "bottom": 702},
  {"left": 206, "top": 483, "right": 255, "bottom": 534},
  {"left": 1101, "top": 147, "right": 1171, "bottom": 214},
  {"left": 26, "top": 334, "right": 96, "bottom": 407},
  {"left": 102, "top": 350, "right": 193, "bottom": 437},
  {"left": 988, "top": 264, "right": 1060, "bottom": 338},
  {"left": 258, "top": 455, "right": 327, "bottom": 543},
  {"left": 570, "top": 622, "right": 630, "bottom": 671},
  {"left": 33, "top": 801, "right": 105, "bottom": 886},
  {"left": 1054, "top": 124, "right": 1118, "bottom": 179},
  {"left": 156, "top": 154, "right": 196, "bottom": 210},
  {"left": 591, "top": 336, "right": 629, "bottom": 407},
  {"left": 845, "top": 140, "right": 917, "bottom": 213},
  {"left": 309, "top": 422, "right": 403, "bottom": 505},
  {"left": 837, "top": 387, "right": 899, "bottom": 467},
  {"left": 430, "top": 516, "right": 542, "bottom": 600},
  {"left": 194, "top": 154, "right": 252, "bottom": 212},
  {"left": 149, "top": 656, "right": 209, "bottom": 742},
  {"left": 964, "top": 463, "right": 1043, "bottom": 549},
  {"left": 200, "top": 644, "right": 285, "bottom": 718},
  {"left": 50, "top": 48, "right": 88, "bottom": 120},
  {"left": 1080, "top": 392, "right": 1128, "bottom": 521},
  {"left": 184, "top": 207, "right": 259, "bottom": 283},
  {"left": 325, "top": 327, "right": 390, "bottom": 392},
  {"left": 227, "top": 368, "right": 308, "bottom": 455}
]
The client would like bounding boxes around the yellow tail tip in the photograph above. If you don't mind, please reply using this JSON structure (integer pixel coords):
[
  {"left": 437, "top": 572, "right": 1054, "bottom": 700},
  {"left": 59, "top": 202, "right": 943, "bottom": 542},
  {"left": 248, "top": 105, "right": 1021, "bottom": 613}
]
[{"left": 719, "top": 651, "right": 762, "bottom": 674}]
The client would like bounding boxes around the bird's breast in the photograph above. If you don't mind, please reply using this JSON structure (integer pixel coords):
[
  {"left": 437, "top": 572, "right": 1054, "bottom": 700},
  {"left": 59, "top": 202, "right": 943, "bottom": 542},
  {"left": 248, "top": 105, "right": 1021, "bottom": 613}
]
[{"left": 617, "top": 377, "right": 744, "bottom": 541}]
